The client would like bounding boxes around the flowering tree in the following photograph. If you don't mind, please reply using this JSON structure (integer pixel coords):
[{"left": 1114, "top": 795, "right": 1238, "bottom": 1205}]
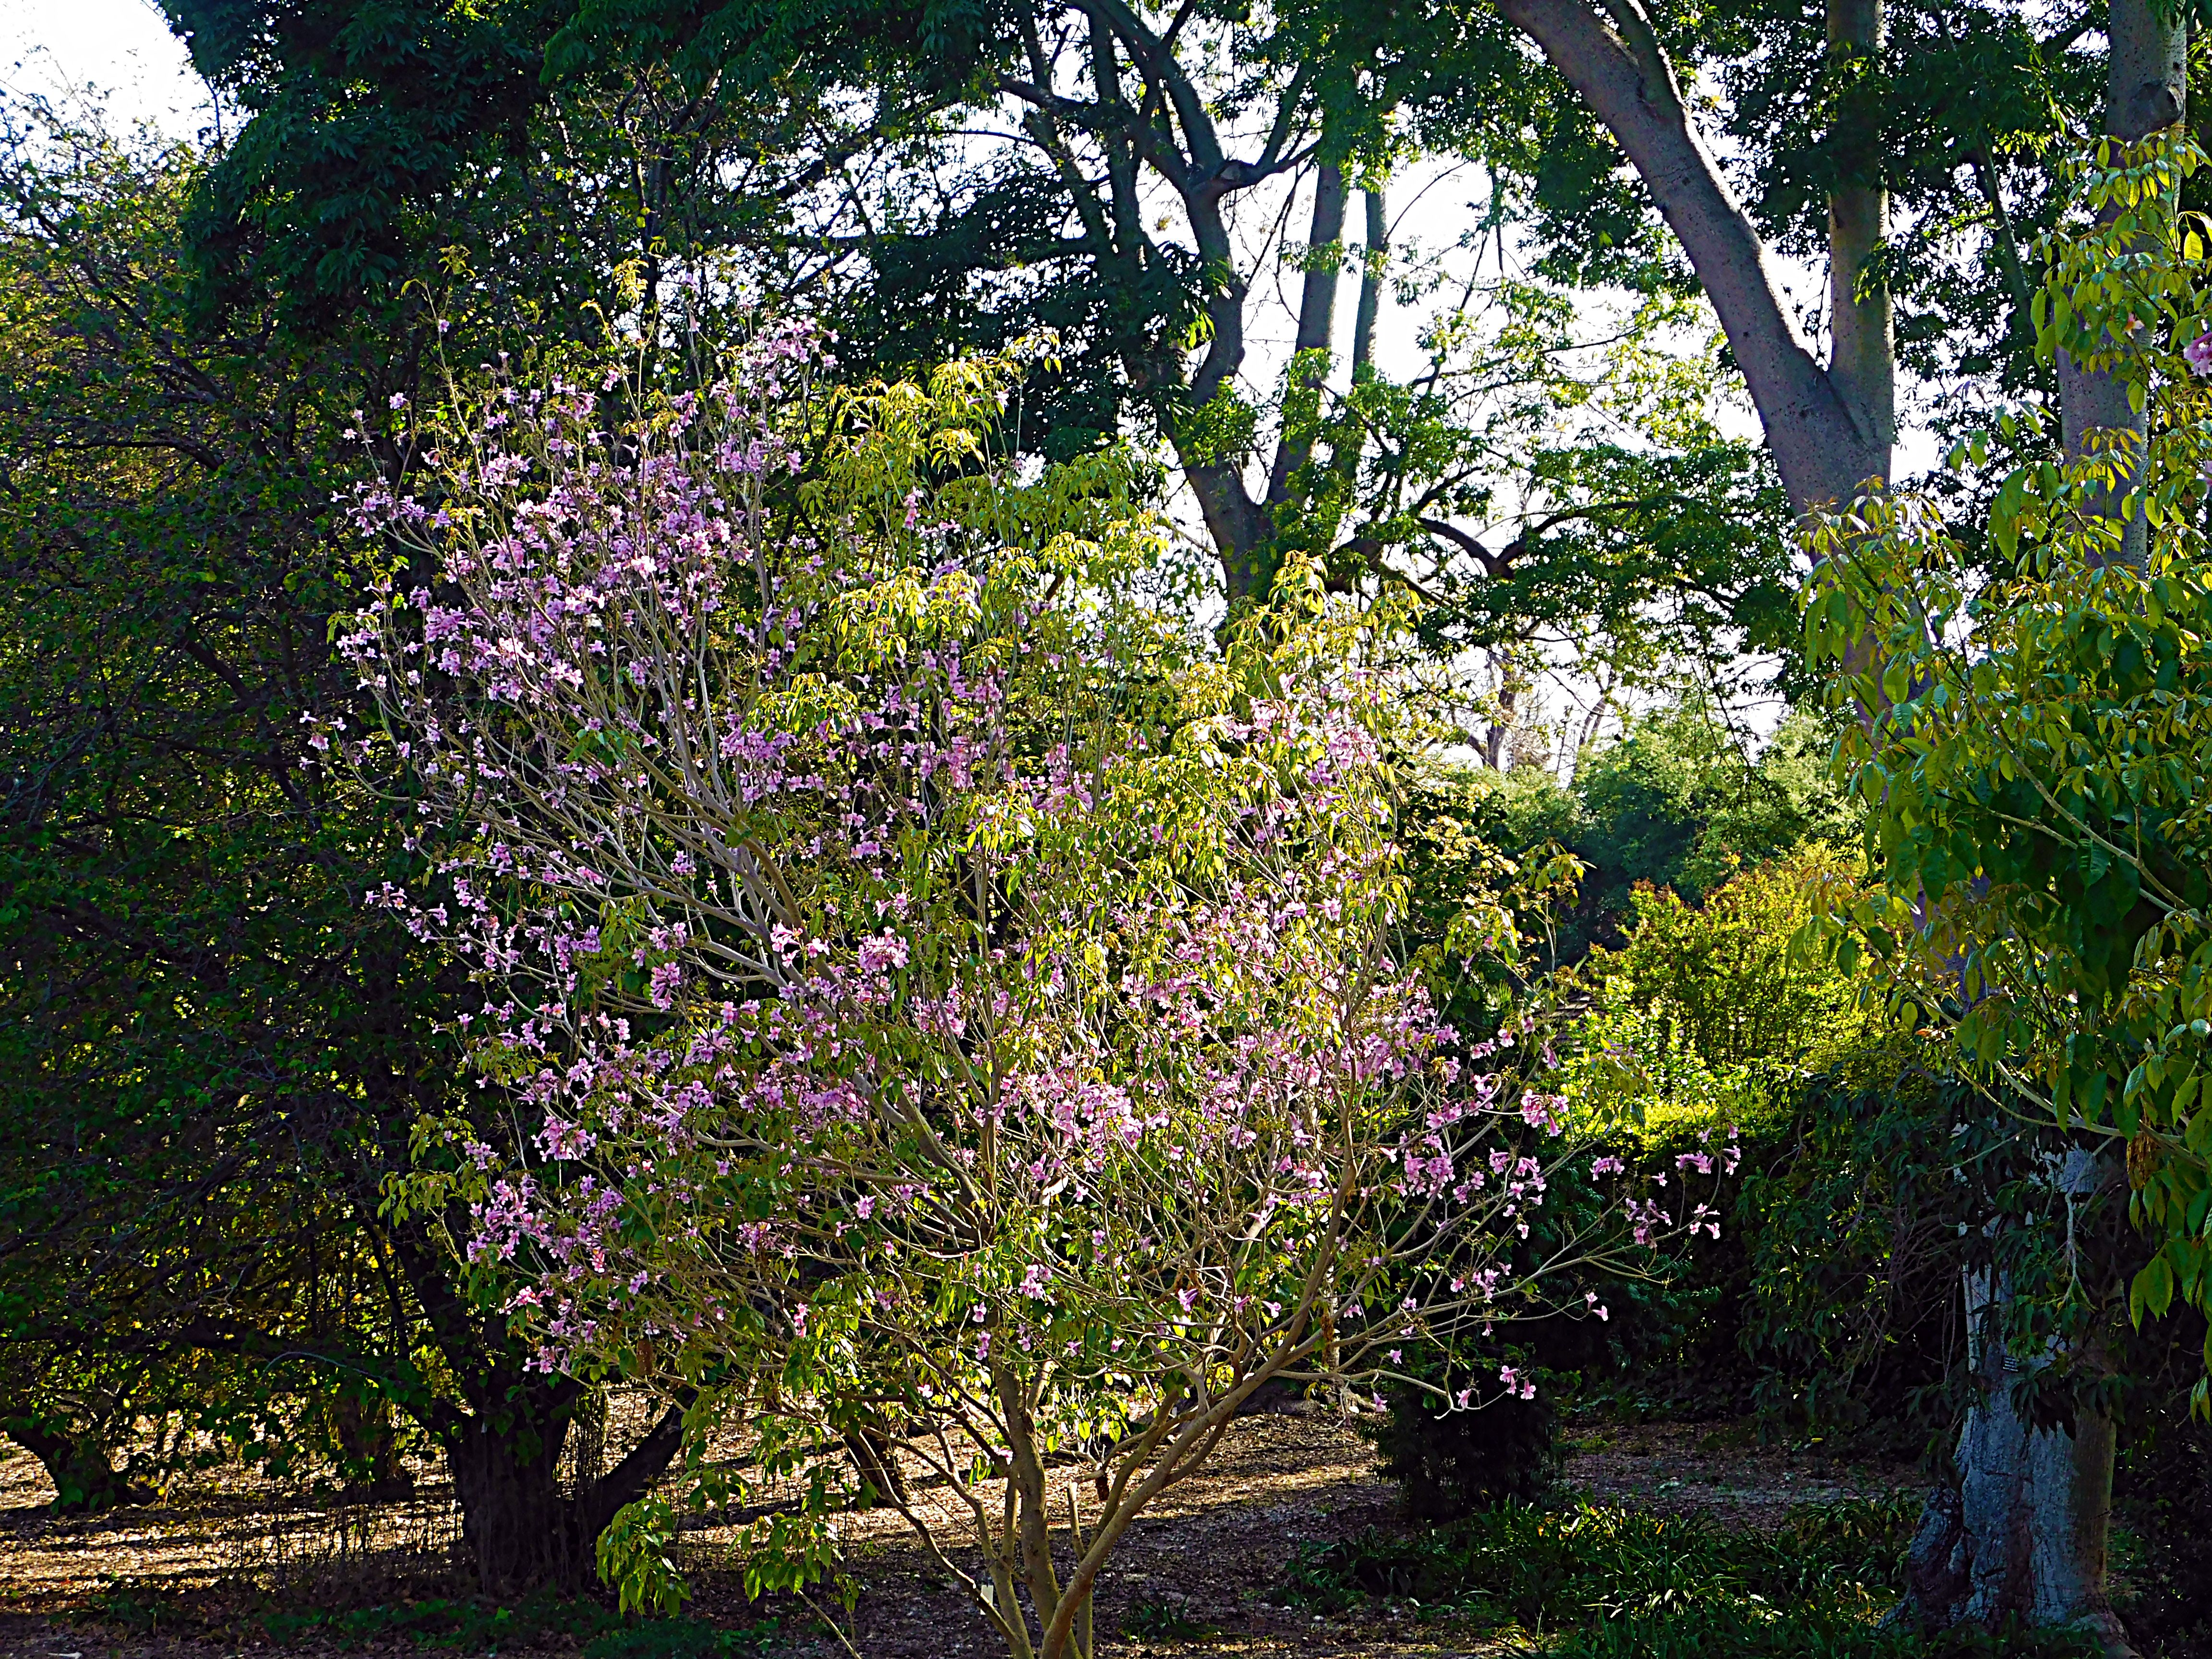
[{"left": 337, "top": 333, "right": 1702, "bottom": 1659}]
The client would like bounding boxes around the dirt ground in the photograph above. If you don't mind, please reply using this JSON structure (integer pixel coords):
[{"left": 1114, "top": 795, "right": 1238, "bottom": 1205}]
[{"left": 0, "top": 1409, "right": 1924, "bottom": 1659}]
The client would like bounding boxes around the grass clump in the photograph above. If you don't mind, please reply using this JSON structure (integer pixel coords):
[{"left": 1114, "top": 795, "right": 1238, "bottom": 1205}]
[
  {"left": 1280, "top": 1496, "right": 2104, "bottom": 1658},
  {"left": 244, "top": 1592, "right": 778, "bottom": 1655}
]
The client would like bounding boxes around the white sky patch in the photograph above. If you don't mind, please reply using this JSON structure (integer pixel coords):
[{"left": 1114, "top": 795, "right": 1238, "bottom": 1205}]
[{"left": 1, "top": 0, "right": 215, "bottom": 142}]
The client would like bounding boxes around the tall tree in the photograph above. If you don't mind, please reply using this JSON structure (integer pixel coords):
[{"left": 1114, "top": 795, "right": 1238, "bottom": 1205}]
[
  {"left": 163, "top": 0, "right": 1797, "bottom": 685},
  {"left": 1479, "top": 2, "right": 2175, "bottom": 1648},
  {"left": 0, "top": 99, "right": 685, "bottom": 1591}
]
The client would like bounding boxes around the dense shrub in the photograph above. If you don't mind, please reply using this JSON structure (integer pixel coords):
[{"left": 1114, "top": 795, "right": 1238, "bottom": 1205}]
[
  {"left": 1365, "top": 1369, "right": 1559, "bottom": 1519},
  {"left": 1733, "top": 1076, "right": 1972, "bottom": 1440},
  {"left": 1395, "top": 703, "right": 1858, "bottom": 969}
]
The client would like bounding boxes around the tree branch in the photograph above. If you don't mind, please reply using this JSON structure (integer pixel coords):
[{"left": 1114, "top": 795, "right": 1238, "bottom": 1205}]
[{"left": 1495, "top": 0, "right": 1884, "bottom": 511}]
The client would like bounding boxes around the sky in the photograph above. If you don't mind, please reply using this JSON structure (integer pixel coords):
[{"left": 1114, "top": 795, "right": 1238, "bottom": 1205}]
[{"left": 0, "top": 0, "right": 214, "bottom": 140}]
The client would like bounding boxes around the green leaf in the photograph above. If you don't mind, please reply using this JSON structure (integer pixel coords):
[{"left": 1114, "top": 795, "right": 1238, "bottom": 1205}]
[{"left": 2132, "top": 1252, "right": 2177, "bottom": 1327}]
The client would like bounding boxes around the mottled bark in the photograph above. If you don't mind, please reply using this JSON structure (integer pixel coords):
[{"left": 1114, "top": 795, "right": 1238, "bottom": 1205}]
[
  {"left": 1897, "top": 1155, "right": 2135, "bottom": 1656},
  {"left": 2056, "top": 0, "right": 2187, "bottom": 572}
]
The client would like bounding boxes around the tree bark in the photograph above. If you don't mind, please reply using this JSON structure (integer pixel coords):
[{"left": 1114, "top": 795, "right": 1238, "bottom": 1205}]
[
  {"left": 1266, "top": 162, "right": 1347, "bottom": 506},
  {"left": 1826, "top": 0, "right": 1894, "bottom": 454},
  {"left": 1487, "top": 12, "right": 2144, "bottom": 1641},
  {"left": 3, "top": 1409, "right": 154, "bottom": 1514},
  {"left": 1352, "top": 188, "right": 1386, "bottom": 385},
  {"left": 444, "top": 1389, "right": 689, "bottom": 1595},
  {"left": 446, "top": 1413, "right": 585, "bottom": 1595},
  {"left": 1898, "top": 1153, "right": 2135, "bottom": 1656},
  {"left": 1894, "top": 12, "right": 2185, "bottom": 1646},
  {"left": 334, "top": 1391, "right": 416, "bottom": 1499},
  {"left": 2056, "top": 0, "right": 2186, "bottom": 572}
]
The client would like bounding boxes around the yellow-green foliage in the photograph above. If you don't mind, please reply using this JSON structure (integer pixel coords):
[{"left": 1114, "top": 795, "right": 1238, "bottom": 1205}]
[{"left": 1563, "top": 848, "right": 1887, "bottom": 1136}]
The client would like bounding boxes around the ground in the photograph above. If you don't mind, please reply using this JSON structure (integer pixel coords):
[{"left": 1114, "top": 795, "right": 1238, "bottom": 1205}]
[{"left": 0, "top": 1408, "right": 1924, "bottom": 1659}]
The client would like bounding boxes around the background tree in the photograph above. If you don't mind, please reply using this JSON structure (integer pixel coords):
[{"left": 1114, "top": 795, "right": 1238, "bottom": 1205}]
[
  {"left": 1805, "top": 132, "right": 2212, "bottom": 1651},
  {"left": 0, "top": 99, "right": 687, "bottom": 1592},
  {"left": 160, "top": 0, "right": 1799, "bottom": 688}
]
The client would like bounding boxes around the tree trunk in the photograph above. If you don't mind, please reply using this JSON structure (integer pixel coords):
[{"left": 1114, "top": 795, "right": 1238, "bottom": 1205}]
[
  {"left": 1266, "top": 162, "right": 1348, "bottom": 507},
  {"left": 1825, "top": 0, "right": 1894, "bottom": 457},
  {"left": 443, "top": 1388, "right": 690, "bottom": 1595},
  {"left": 334, "top": 1391, "right": 416, "bottom": 1499},
  {"left": 1898, "top": 1157, "right": 2134, "bottom": 1653},
  {"left": 447, "top": 1411, "right": 589, "bottom": 1594},
  {"left": 1351, "top": 189, "right": 1386, "bottom": 385},
  {"left": 2056, "top": 0, "right": 2186, "bottom": 573},
  {"left": 3, "top": 1409, "right": 153, "bottom": 1514},
  {"left": 1497, "top": 6, "right": 2148, "bottom": 1648}
]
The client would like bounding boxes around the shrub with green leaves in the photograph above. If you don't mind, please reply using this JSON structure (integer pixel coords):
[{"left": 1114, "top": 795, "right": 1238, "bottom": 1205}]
[
  {"left": 1281, "top": 1497, "right": 2100, "bottom": 1658},
  {"left": 1564, "top": 849, "right": 1888, "bottom": 1137}
]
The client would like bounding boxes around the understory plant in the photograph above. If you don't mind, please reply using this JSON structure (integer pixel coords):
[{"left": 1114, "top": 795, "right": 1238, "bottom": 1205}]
[
  {"left": 1806, "top": 132, "right": 2212, "bottom": 1397},
  {"left": 336, "top": 329, "right": 1718, "bottom": 1659},
  {"left": 1281, "top": 1497, "right": 2103, "bottom": 1659}
]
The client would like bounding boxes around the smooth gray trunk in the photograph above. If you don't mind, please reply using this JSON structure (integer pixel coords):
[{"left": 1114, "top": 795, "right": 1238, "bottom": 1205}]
[
  {"left": 1825, "top": 0, "right": 1894, "bottom": 456},
  {"left": 1899, "top": 1152, "right": 2133, "bottom": 1654},
  {"left": 2056, "top": 0, "right": 2185, "bottom": 571}
]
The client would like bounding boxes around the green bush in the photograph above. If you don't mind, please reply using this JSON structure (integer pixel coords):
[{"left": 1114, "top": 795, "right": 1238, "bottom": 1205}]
[
  {"left": 247, "top": 1594, "right": 779, "bottom": 1656},
  {"left": 256, "top": 1594, "right": 628, "bottom": 1650},
  {"left": 1280, "top": 1497, "right": 2099, "bottom": 1657},
  {"left": 1365, "top": 1371, "right": 1560, "bottom": 1520},
  {"left": 583, "top": 1616, "right": 782, "bottom": 1659}
]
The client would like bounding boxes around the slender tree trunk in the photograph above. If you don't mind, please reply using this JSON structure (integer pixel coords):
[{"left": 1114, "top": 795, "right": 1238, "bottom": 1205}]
[
  {"left": 1483, "top": 651, "right": 1525, "bottom": 770},
  {"left": 335, "top": 1392, "right": 415, "bottom": 1499},
  {"left": 1266, "top": 163, "right": 1347, "bottom": 506},
  {"left": 1351, "top": 189, "right": 1386, "bottom": 385},
  {"left": 1179, "top": 160, "right": 1352, "bottom": 604}
]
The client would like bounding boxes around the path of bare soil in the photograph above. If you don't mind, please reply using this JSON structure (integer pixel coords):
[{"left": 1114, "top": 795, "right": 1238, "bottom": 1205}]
[{"left": 0, "top": 1411, "right": 1923, "bottom": 1659}]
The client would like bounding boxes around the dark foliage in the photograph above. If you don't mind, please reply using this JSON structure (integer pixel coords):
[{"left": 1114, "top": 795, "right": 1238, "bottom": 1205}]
[
  {"left": 1280, "top": 1495, "right": 2102, "bottom": 1656},
  {"left": 1366, "top": 1376, "right": 1559, "bottom": 1521}
]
